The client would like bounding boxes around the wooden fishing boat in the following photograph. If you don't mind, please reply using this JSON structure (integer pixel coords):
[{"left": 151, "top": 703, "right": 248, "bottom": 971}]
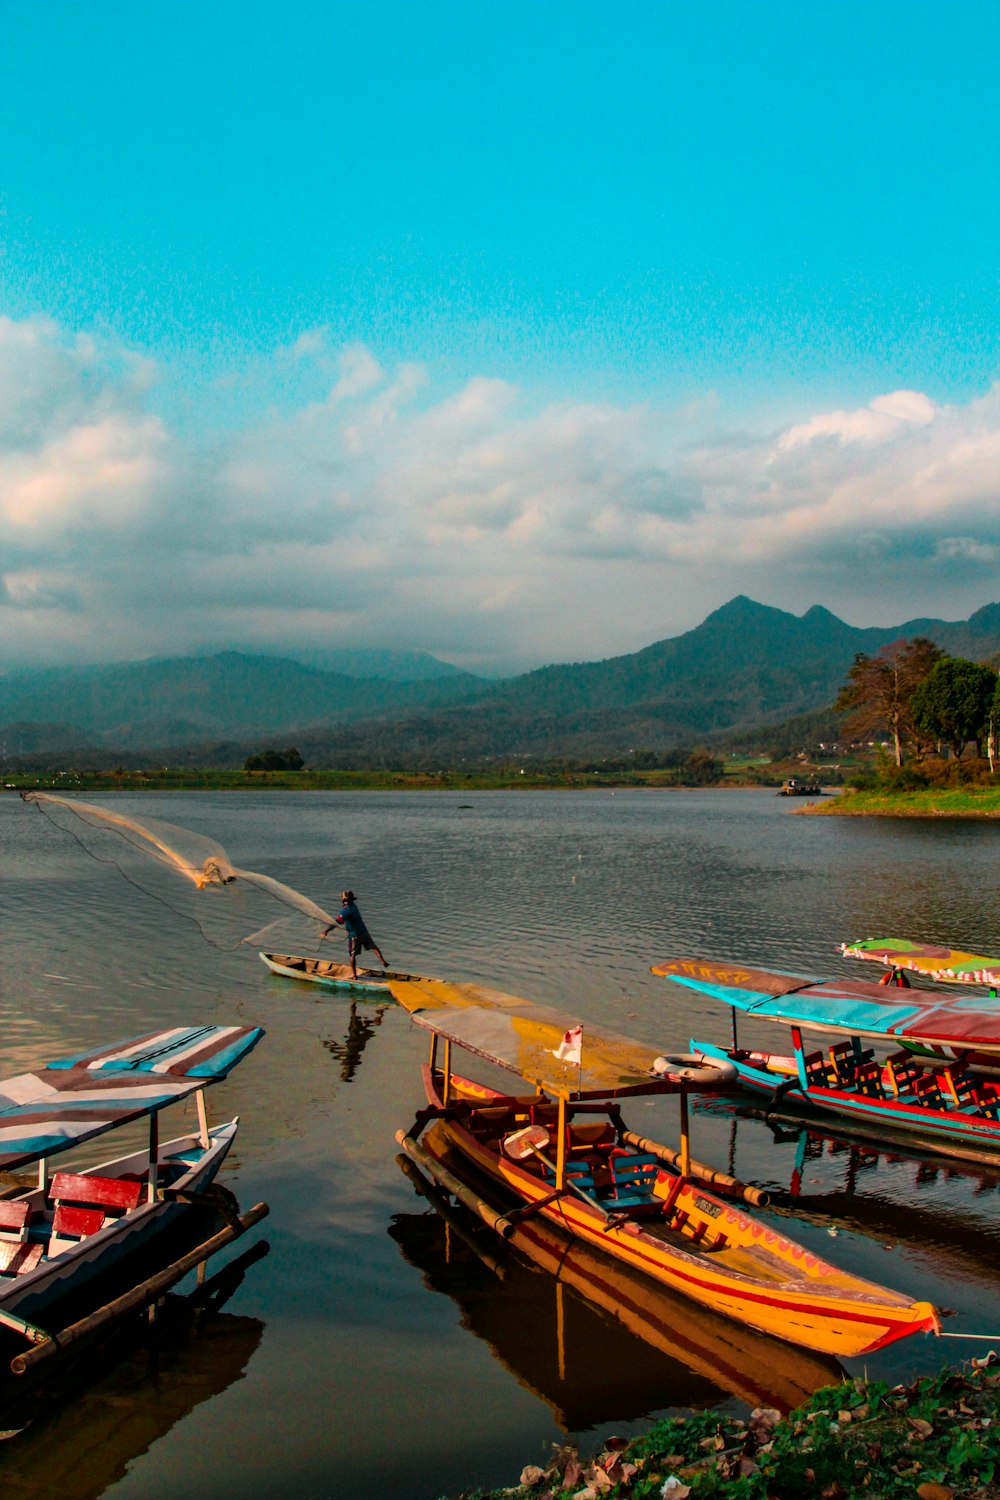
[
  {"left": 0, "top": 1023, "right": 263, "bottom": 1347},
  {"left": 390, "top": 976, "right": 939, "bottom": 1358},
  {"left": 653, "top": 955, "right": 1000, "bottom": 1166},
  {"left": 399, "top": 1120, "right": 846, "bottom": 1416},
  {"left": 259, "top": 951, "right": 423, "bottom": 995}
]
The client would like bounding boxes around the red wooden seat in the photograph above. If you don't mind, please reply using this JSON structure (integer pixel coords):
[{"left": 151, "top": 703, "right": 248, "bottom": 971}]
[
  {"left": 0, "top": 1201, "right": 32, "bottom": 1242},
  {"left": 803, "top": 1050, "right": 835, "bottom": 1088},
  {"left": 48, "top": 1172, "right": 144, "bottom": 1256},
  {"left": 49, "top": 1173, "right": 144, "bottom": 1213},
  {"left": 828, "top": 1041, "right": 859, "bottom": 1082},
  {"left": 938, "top": 1068, "right": 980, "bottom": 1109},
  {"left": 852, "top": 1061, "right": 885, "bottom": 1099},
  {"left": 910, "top": 1073, "right": 944, "bottom": 1109},
  {"left": 885, "top": 1052, "right": 922, "bottom": 1096},
  {"left": 51, "top": 1204, "right": 106, "bottom": 1240}
]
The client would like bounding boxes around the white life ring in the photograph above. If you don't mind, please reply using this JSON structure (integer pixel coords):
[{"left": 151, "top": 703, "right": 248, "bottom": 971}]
[{"left": 651, "top": 1051, "right": 738, "bottom": 1085}]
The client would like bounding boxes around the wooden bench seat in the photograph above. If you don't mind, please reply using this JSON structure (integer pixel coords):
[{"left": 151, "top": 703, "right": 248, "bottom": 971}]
[
  {"left": 48, "top": 1172, "right": 144, "bottom": 1257},
  {"left": 0, "top": 1241, "right": 43, "bottom": 1276},
  {"left": 609, "top": 1152, "right": 660, "bottom": 1208},
  {"left": 0, "top": 1200, "right": 33, "bottom": 1241},
  {"left": 0, "top": 1201, "right": 42, "bottom": 1276}
]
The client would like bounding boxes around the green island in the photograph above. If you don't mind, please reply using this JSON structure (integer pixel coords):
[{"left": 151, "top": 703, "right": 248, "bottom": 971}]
[{"left": 452, "top": 1366, "right": 1000, "bottom": 1500}]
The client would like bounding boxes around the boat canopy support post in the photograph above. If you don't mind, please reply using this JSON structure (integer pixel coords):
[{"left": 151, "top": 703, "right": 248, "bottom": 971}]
[
  {"left": 148, "top": 1112, "right": 159, "bottom": 1203},
  {"left": 442, "top": 1040, "right": 452, "bottom": 1106},
  {"left": 37, "top": 1157, "right": 47, "bottom": 1194},
  {"left": 791, "top": 1027, "right": 808, "bottom": 1091},
  {"left": 196, "top": 1089, "right": 210, "bottom": 1150},
  {"left": 555, "top": 1096, "right": 568, "bottom": 1190},
  {"left": 679, "top": 1093, "right": 691, "bottom": 1178},
  {"left": 731, "top": 1005, "right": 739, "bottom": 1052}
]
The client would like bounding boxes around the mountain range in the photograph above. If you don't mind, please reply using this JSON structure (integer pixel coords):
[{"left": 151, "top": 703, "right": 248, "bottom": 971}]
[{"left": 3, "top": 597, "right": 999, "bottom": 768}]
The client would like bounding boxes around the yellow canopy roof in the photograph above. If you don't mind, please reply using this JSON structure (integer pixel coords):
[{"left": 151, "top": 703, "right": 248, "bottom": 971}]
[{"left": 389, "top": 976, "right": 704, "bottom": 1100}]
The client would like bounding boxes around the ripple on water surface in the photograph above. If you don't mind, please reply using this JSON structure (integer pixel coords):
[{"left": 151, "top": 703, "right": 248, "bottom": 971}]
[{"left": 4, "top": 789, "right": 1000, "bottom": 1498}]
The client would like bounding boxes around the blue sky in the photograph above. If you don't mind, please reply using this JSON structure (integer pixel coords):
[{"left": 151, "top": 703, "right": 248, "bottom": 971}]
[{"left": 1, "top": 2, "right": 999, "bottom": 670}]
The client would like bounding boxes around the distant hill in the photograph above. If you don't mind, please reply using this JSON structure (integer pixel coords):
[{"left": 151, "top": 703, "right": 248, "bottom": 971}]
[
  {"left": 0, "top": 651, "right": 487, "bottom": 747},
  {"left": 254, "top": 646, "right": 469, "bottom": 681},
  {"left": 3, "top": 598, "right": 999, "bottom": 768}
]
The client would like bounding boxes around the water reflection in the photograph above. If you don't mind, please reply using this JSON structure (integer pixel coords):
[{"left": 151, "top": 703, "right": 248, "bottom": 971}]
[
  {"left": 0, "top": 1240, "right": 266, "bottom": 1498},
  {"left": 761, "top": 1125, "right": 1000, "bottom": 1272},
  {"left": 11, "top": 790, "right": 1000, "bottom": 1497},
  {"left": 321, "top": 1001, "right": 390, "bottom": 1082},
  {"left": 389, "top": 1171, "right": 844, "bottom": 1424}
]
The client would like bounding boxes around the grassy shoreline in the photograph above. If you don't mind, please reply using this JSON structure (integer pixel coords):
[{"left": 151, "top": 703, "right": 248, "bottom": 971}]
[
  {"left": 11, "top": 773, "right": 999, "bottom": 818},
  {"left": 450, "top": 1366, "right": 1000, "bottom": 1499},
  {"left": 3, "top": 770, "right": 781, "bottom": 793},
  {"left": 802, "top": 787, "right": 1000, "bottom": 819}
]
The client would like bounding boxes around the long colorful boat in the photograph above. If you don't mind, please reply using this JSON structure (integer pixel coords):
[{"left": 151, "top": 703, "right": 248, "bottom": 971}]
[
  {"left": 390, "top": 976, "right": 939, "bottom": 1358},
  {"left": 395, "top": 1126, "right": 845, "bottom": 1417},
  {"left": 0, "top": 1023, "right": 263, "bottom": 1345},
  {"left": 653, "top": 955, "right": 1000, "bottom": 1165},
  {"left": 259, "top": 951, "right": 424, "bottom": 995}
]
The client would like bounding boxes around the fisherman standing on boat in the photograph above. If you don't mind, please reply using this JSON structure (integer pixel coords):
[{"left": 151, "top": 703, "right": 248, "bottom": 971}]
[{"left": 326, "top": 890, "right": 387, "bottom": 977}]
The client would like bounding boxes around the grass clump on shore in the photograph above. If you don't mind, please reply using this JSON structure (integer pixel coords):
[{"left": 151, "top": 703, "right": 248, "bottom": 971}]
[{"left": 449, "top": 1366, "right": 1000, "bottom": 1500}]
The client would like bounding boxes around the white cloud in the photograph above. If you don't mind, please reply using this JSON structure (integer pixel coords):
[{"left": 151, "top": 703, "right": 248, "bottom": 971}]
[
  {"left": 1, "top": 314, "right": 999, "bottom": 669},
  {"left": 778, "top": 389, "right": 937, "bottom": 451}
]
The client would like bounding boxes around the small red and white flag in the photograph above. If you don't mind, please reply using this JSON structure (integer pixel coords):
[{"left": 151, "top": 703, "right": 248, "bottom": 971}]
[{"left": 553, "top": 1025, "right": 583, "bottom": 1066}]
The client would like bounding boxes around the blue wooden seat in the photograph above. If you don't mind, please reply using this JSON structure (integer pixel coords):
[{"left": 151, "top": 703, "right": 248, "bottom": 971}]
[
  {"left": 542, "top": 1161, "right": 597, "bottom": 1196},
  {"left": 610, "top": 1153, "right": 659, "bottom": 1206}
]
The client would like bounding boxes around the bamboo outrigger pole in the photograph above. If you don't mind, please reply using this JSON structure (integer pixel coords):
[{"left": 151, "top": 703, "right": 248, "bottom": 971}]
[
  {"left": 11, "top": 1201, "right": 270, "bottom": 1376},
  {"left": 395, "top": 1129, "right": 517, "bottom": 1239}
]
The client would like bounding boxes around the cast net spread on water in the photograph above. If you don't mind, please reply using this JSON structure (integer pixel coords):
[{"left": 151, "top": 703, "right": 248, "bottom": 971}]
[{"left": 21, "top": 792, "right": 345, "bottom": 954}]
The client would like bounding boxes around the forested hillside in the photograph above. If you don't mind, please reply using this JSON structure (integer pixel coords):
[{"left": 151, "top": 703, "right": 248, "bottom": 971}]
[{"left": 3, "top": 597, "right": 999, "bottom": 768}]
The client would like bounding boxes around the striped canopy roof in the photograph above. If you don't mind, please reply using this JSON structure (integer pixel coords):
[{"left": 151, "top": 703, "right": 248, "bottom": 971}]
[
  {"left": 0, "top": 1025, "right": 263, "bottom": 1172},
  {"left": 651, "top": 956, "right": 1000, "bottom": 1053},
  {"left": 841, "top": 938, "right": 1000, "bottom": 987}
]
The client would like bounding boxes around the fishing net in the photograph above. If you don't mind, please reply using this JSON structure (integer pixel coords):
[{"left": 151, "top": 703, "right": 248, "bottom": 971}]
[{"left": 21, "top": 792, "right": 345, "bottom": 954}]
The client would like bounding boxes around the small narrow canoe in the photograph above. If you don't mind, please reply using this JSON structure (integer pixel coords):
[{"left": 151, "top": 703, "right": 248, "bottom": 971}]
[{"left": 259, "top": 951, "right": 421, "bottom": 995}]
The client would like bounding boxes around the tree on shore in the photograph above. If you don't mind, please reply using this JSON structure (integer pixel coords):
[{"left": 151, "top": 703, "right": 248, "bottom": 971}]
[
  {"left": 834, "top": 637, "right": 942, "bottom": 767},
  {"left": 989, "top": 675, "right": 1000, "bottom": 774},
  {"left": 244, "top": 746, "right": 304, "bottom": 771},
  {"left": 910, "top": 658, "right": 998, "bottom": 759}
]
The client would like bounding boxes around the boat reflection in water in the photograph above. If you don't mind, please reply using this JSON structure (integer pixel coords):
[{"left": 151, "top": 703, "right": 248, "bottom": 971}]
[
  {"left": 0, "top": 1226, "right": 267, "bottom": 1498},
  {"left": 389, "top": 1129, "right": 844, "bottom": 1428},
  {"left": 700, "top": 1097, "right": 1000, "bottom": 1268}
]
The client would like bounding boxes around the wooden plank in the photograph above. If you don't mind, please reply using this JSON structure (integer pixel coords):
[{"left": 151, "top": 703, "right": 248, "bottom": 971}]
[{"left": 0, "top": 1241, "right": 43, "bottom": 1276}]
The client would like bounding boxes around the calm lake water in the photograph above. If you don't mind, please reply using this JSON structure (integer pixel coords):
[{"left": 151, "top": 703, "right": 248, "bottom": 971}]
[{"left": 4, "top": 788, "right": 1000, "bottom": 1498}]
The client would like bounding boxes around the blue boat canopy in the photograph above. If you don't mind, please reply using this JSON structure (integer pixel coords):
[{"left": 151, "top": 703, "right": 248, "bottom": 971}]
[{"left": 652, "top": 957, "right": 1000, "bottom": 1054}]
